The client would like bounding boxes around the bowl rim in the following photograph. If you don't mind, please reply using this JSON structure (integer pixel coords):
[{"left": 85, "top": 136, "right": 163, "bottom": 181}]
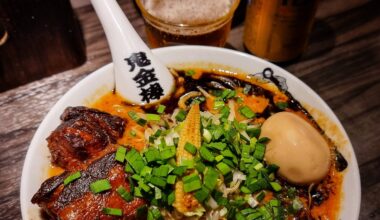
[{"left": 20, "top": 45, "right": 361, "bottom": 220}]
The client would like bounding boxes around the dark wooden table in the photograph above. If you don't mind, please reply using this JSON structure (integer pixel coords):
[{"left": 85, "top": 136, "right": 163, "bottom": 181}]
[{"left": 0, "top": 0, "right": 379, "bottom": 219}]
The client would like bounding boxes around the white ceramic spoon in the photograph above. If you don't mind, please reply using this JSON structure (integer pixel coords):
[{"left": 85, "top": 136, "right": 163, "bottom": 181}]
[{"left": 91, "top": 0, "right": 174, "bottom": 104}]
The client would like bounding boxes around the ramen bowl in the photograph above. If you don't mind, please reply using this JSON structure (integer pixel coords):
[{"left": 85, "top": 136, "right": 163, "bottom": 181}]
[{"left": 20, "top": 46, "right": 360, "bottom": 219}]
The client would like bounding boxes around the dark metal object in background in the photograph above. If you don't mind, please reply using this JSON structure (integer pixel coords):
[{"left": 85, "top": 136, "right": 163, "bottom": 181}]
[{"left": 0, "top": 0, "right": 86, "bottom": 92}]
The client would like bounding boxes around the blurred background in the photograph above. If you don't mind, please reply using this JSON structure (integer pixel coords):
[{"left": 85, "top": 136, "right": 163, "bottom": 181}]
[{"left": 1, "top": 0, "right": 376, "bottom": 92}]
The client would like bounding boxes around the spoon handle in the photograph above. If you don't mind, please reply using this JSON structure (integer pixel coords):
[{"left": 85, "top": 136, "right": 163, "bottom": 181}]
[{"left": 91, "top": 0, "right": 174, "bottom": 104}]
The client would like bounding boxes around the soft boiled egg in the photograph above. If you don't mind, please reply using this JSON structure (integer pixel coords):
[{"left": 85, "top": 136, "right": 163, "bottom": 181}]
[{"left": 260, "top": 112, "right": 331, "bottom": 185}]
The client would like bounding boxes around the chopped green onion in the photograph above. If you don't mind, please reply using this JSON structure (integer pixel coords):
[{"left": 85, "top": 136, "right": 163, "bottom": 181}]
[
  {"left": 152, "top": 165, "right": 169, "bottom": 177},
  {"left": 270, "top": 182, "right": 282, "bottom": 192},
  {"left": 287, "top": 187, "right": 297, "bottom": 199},
  {"left": 240, "top": 186, "right": 252, "bottom": 194},
  {"left": 215, "top": 155, "right": 224, "bottom": 162},
  {"left": 115, "top": 146, "right": 127, "bottom": 163},
  {"left": 132, "top": 174, "right": 142, "bottom": 181},
  {"left": 247, "top": 178, "right": 268, "bottom": 193},
  {"left": 134, "top": 187, "right": 143, "bottom": 197},
  {"left": 223, "top": 89, "right": 236, "bottom": 99},
  {"left": 137, "top": 118, "right": 147, "bottom": 126},
  {"left": 149, "top": 136, "right": 156, "bottom": 143},
  {"left": 194, "top": 186, "right": 210, "bottom": 202},
  {"left": 199, "top": 146, "right": 215, "bottom": 162},
  {"left": 276, "top": 102, "right": 288, "bottom": 110},
  {"left": 204, "top": 167, "right": 219, "bottom": 190},
  {"left": 181, "top": 159, "right": 195, "bottom": 168},
  {"left": 168, "top": 191, "right": 175, "bottom": 205},
  {"left": 140, "top": 166, "right": 153, "bottom": 177},
  {"left": 220, "top": 106, "right": 230, "bottom": 118},
  {"left": 216, "top": 162, "right": 231, "bottom": 175},
  {"left": 167, "top": 175, "right": 177, "bottom": 184},
  {"left": 138, "top": 181, "right": 151, "bottom": 192},
  {"left": 125, "top": 149, "right": 146, "bottom": 173},
  {"left": 212, "top": 127, "right": 224, "bottom": 140},
  {"left": 128, "top": 111, "right": 147, "bottom": 126},
  {"left": 125, "top": 163, "right": 134, "bottom": 174},
  {"left": 63, "top": 171, "right": 81, "bottom": 186},
  {"left": 175, "top": 110, "right": 187, "bottom": 122},
  {"left": 247, "top": 127, "right": 261, "bottom": 138},
  {"left": 213, "top": 100, "right": 225, "bottom": 109},
  {"left": 90, "top": 179, "right": 112, "bottom": 194},
  {"left": 183, "top": 173, "right": 199, "bottom": 183},
  {"left": 184, "top": 142, "right": 197, "bottom": 155},
  {"left": 236, "top": 212, "right": 247, "bottom": 220},
  {"left": 172, "top": 166, "right": 187, "bottom": 176},
  {"left": 128, "top": 111, "right": 139, "bottom": 121},
  {"left": 239, "top": 106, "right": 256, "bottom": 119},
  {"left": 246, "top": 212, "right": 262, "bottom": 219},
  {"left": 116, "top": 186, "right": 133, "bottom": 202},
  {"left": 157, "top": 104, "right": 166, "bottom": 114},
  {"left": 160, "top": 146, "right": 176, "bottom": 160},
  {"left": 146, "top": 113, "right": 161, "bottom": 121},
  {"left": 149, "top": 176, "right": 167, "bottom": 188},
  {"left": 255, "top": 191, "right": 265, "bottom": 202},
  {"left": 183, "top": 174, "right": 202, "bottom": 193},
  {"left": 269, "top": 199, "right": 281, "bottom": 207},
  {"left": 130, "top": 130, "right": 136, "bottom": 137},
  {"left": 207, "top": 142, "right": 226, "bottom": 150},
  {"left": 259, "top": 206, "right": 271, "bottom": 219},
  {"left": 214, "top": 191, "right": 228, "bottom": 206},
  {"left": 195, "top": 161, "right": 206, "bottom": 173},
  {"left": 154, "top": 187, "right": 162, "bottom": 199},
  {"left": 183, "top": 180, "right": 201, "bottom": 193},
  {"left": 102, "top": 207, "right": 122, "bottom": 216},
  {"left": 253, "top": 143, "right": 266, "bottom": 161},
  {"left": 148, "top": 207, "right": 162, "bottom": 220},
  {"left": 144, "top": 148, "right": 161, "bottom": 163},
  {"left": 221, "top": 89, "right": 233, "bottom": 99},
  {"left": 221, "top": 149, "right": 235, "bottom": 158},
  {"left": 185, "top": 69, "right": 196, "bottom": 76},
  {"left": 250, "top": 137, "right": 258, "bottom": 146},
  {"left": 241, "top": 208, "right": 255, "bottom": 215},
  {"left": 158, "top": 138, "right": 167, "bottom": 149},
  {"left": 253, "top": 162, "right": 263, "bottom": 170},
  {"left": 153, "top": 129, "right": 162, "bottom": 137}
]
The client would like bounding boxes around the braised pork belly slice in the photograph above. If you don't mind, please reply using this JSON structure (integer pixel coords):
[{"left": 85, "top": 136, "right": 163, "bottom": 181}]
[
  {"left": 32, "top": 152, "right": 146, "bottom": 220},
  {"left": 47, "top": 106, "right": 126, "bottom": 170}
]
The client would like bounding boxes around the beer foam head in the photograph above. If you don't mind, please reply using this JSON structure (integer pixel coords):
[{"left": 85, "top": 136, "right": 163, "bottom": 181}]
[{"left": 143, "top": 0, "right": 233, "bottom": 25}]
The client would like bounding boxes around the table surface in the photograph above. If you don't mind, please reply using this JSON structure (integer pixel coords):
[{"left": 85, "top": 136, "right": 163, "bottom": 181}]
[{"left": 0, "top": 0, "right": 379, "bottom": 219}]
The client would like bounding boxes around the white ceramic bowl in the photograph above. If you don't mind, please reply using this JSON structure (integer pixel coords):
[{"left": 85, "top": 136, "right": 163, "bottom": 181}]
[{"left": 20, "top": 46, "right": 361, "bottom": 219}]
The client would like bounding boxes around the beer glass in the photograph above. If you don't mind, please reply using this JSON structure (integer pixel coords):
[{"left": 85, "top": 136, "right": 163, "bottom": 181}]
[{"left": 135, "top": 0, "right": 240, "bottom": 48}]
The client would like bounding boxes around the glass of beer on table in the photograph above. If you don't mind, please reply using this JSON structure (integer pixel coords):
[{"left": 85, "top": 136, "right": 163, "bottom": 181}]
[{"left": 135, "top": 0, "right": 240, "bottom": 48}]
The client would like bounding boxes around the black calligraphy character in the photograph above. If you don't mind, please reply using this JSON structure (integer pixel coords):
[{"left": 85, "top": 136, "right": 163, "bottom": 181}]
[
  {"left": 133, "top": 68, "right": 158, "bottom": 88},
  {"left": 139, "top": 83, "right": 164, "bottom": 103},
  {"left": 124, "top": 52, "right": 151, "bottom": 72}
]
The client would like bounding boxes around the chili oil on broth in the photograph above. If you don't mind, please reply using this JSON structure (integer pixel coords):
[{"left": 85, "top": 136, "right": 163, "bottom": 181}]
[{"left": 49, "top": 68, "right": 346, "bottom": 219}]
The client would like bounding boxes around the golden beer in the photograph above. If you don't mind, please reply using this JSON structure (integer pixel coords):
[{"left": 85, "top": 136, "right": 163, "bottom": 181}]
[{"left": 136, "top": 0, "right": 240, "bottom": 48}]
